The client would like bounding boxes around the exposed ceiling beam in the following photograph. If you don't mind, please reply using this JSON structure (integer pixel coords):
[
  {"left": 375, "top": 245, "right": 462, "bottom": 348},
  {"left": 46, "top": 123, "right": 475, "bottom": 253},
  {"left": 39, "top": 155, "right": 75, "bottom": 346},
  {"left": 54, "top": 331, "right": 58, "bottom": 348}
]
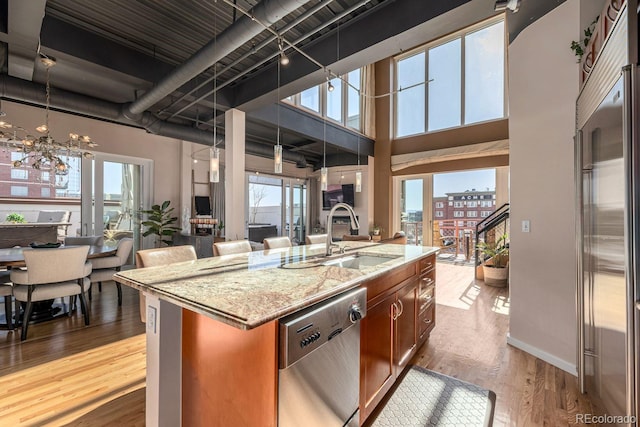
[
  {"left": 7, "top": 0, "right": 47, "bottom": 80},
  {"left": 248, "top": 103, "right": 374, "bottom": 157}
]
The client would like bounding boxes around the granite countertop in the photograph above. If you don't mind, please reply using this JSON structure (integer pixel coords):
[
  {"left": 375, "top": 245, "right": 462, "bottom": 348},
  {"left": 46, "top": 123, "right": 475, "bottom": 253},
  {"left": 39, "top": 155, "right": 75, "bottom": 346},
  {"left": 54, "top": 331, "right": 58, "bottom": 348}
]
[{"left": 114, "top": 241, "right": 438, "bottom": 329}]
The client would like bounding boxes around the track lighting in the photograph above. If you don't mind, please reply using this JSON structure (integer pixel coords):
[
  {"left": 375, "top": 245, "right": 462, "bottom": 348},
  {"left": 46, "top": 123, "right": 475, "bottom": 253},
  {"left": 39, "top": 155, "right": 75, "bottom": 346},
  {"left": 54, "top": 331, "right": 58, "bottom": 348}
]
[
  {"left": 494, "top": 0, "right": 520, "bottom": 13},
  {"left": 327, "top": 79, "right": 335, "bottom": 92},
  {"left": 278, "top": 38, "right": 289, "bottom": 66}
]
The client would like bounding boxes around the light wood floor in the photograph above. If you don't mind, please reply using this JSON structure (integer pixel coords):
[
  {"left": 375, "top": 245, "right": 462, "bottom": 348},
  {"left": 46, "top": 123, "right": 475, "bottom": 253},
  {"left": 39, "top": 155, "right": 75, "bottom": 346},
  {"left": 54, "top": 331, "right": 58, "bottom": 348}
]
[
  {"left": 0, "top": 266, "right": 596, "bottom": 426},
  {"left": 412, "top": 262, "right": 595, "bottom": 427}
]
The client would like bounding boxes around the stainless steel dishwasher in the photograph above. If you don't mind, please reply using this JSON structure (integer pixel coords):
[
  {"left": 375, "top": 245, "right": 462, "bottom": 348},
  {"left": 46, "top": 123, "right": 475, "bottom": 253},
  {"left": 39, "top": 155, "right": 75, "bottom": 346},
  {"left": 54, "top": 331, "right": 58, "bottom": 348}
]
[{"left": 278, "top": 287, "right": 367, "bottom": 427}]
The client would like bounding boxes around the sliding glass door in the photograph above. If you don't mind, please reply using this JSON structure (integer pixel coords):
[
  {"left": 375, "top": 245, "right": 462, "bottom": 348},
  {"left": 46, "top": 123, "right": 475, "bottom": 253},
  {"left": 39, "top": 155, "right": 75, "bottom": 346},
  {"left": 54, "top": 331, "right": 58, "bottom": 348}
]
[
  {"left": 247, "top": 173, "right": 308, "bottom": 245},
  {"left": 81, "top": 153, "right": 152, "bottom": 257}
]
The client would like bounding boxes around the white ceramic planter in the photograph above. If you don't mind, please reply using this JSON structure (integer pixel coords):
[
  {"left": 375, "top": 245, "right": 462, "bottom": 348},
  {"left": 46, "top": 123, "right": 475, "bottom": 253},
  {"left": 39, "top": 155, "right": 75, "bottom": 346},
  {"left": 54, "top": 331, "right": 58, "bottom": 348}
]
[{"left": 483, "top": 265, "right": 508, "bottom": 287}]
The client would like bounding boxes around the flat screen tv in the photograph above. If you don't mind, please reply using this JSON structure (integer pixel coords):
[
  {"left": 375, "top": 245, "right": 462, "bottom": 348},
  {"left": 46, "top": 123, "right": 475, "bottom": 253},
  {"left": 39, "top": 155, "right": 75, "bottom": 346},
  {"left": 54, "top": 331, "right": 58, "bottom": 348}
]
[{"left": 322, "top": 184, "right": 355, "bottom": 210}]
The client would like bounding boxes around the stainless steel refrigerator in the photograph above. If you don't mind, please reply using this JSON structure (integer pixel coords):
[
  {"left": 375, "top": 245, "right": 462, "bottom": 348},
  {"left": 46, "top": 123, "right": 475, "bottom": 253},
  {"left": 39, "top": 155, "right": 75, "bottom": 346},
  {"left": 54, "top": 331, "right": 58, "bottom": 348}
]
[{"left": 576, "top": 4, "right": 637, "bottom": 424}]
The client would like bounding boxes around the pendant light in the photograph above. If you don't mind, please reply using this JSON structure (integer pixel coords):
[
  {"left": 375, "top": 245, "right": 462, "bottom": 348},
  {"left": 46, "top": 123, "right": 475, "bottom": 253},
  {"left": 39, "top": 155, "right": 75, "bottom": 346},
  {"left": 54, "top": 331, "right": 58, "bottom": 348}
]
[
  {"left": 210, "top": 14, "right": 219, "bottom": 183},
  {"left": 274, "top": 49, "right": 283, "bottom": 174},
  {"left": 321, "top": 113, "right": 328, "bottom": 191}
]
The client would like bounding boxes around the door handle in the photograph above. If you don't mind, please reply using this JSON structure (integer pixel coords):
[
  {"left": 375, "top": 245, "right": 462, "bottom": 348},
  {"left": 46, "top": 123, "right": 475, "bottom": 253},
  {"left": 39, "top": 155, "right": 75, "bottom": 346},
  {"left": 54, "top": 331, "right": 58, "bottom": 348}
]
[
  {"left": 397, "top": 299, "right": 404, "bottom": 317},
  {"left": 391, "top": 303, "right": 398, "bottom": 320}
]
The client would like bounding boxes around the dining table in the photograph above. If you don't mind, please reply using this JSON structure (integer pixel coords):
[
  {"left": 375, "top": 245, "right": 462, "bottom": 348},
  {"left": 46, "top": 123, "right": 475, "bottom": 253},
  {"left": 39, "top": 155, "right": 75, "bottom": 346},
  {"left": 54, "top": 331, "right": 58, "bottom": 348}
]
[{"left": 0, "top": 243, "right": 118, "bottom": 268}]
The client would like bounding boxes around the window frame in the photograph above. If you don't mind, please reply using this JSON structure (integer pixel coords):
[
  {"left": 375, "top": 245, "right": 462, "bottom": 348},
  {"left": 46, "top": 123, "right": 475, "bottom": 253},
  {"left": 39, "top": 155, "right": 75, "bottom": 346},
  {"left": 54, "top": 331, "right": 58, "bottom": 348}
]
[{"left": 393, "top": 15, "right": 506, "bottom": 138}]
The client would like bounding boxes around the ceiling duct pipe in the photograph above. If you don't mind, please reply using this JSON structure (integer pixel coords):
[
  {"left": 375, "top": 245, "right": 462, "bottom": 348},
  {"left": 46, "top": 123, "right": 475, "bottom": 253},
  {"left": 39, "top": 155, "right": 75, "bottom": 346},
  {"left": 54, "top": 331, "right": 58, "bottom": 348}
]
[
  {"left": 124, "top": 0, "right": 314, "bottom": 119},
  {"left": 0, "top": 75, "right": 308, "bottom": 168}
]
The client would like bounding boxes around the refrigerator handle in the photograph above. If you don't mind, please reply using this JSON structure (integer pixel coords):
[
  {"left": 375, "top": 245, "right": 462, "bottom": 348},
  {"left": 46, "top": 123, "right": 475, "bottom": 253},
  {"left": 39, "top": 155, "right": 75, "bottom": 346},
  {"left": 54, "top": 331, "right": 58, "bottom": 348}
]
[
  {"left": 575, "top": 128, "right": 586, "bottom": 393},
  {"left": 622, "top": 64, "right": 637, "bottom": 423}
]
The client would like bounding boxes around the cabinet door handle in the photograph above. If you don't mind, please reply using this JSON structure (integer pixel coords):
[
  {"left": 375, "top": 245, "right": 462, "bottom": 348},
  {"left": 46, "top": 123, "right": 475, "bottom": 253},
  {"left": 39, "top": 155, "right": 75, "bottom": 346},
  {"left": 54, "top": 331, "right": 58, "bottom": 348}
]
[
  {"left": 391, "top": 303, "right": 398, "bottom": 320},
  {"left": 397, "top": 299, "right": 404, "bottom": 317},
  {"left": 424, "top": 318, "right": 432, "bottom": 325}
]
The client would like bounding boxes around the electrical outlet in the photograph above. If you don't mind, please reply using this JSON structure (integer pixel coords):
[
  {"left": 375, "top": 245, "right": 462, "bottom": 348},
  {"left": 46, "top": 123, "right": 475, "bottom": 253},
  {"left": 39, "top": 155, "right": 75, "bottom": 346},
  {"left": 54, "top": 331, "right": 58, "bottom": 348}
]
[
  {"left": 147, "top": 306, "right": 157, "bottom": 334},
  {"left": 522, "top": 220, "right": 530, "bottom": 233}
]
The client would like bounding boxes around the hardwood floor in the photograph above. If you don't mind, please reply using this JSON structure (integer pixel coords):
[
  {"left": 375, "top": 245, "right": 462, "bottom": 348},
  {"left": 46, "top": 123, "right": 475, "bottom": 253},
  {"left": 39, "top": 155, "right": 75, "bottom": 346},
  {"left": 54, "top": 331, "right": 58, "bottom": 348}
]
[
  {"left": 412, "top": 262, "right": 595, "bottom": 427},
  {"left": 0, "top": 282, "right": 145, "bottom": 426},
  {"left": 0, "top": 264, "right": 597, "bottom": 426}
]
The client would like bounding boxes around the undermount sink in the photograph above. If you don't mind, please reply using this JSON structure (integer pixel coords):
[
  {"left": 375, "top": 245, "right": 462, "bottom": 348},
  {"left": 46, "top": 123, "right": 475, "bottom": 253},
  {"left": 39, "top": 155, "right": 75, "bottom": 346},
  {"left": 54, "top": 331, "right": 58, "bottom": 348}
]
[{"left": 321, "top": 253, "right": 398, "bottom": 269}]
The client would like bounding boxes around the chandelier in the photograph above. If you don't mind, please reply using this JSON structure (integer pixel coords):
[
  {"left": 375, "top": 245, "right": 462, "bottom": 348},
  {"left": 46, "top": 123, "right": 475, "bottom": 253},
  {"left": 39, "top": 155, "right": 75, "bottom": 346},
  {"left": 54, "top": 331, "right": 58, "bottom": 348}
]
[{"left": 0, "top": 55, "right": 97, "bottom": 175}]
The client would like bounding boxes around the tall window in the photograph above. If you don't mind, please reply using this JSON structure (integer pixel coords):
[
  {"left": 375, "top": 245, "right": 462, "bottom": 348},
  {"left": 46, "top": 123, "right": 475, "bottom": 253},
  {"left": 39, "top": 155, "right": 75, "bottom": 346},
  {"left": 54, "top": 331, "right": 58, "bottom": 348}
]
[
  {"left": 286, "top": 68, "right": 363, "bottom": 131},
  {"left": 395, "top": 18, "right": 505, "bottom": 137}
]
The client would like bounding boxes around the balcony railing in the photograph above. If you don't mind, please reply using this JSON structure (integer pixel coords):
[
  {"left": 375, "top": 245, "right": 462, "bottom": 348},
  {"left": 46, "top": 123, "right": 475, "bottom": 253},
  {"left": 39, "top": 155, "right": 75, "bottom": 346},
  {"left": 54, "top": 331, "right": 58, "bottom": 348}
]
[{"left": 401, "top": 219, "right": 478, "bottom": 262}]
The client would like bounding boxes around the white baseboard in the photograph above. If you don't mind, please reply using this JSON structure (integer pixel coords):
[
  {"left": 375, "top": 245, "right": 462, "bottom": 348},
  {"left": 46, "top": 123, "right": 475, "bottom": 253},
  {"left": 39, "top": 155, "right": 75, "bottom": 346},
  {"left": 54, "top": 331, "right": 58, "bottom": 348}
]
[{"left": 507, "top": 334, "right": 577, "bottom": 376}]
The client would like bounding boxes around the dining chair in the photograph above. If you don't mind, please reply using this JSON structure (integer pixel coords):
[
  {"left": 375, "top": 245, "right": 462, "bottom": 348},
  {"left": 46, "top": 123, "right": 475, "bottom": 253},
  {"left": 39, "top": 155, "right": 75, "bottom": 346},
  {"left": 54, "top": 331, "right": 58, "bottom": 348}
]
[
  {"left": 213, "top": 240, "right": 253, "bottom": 256},
  {"left": 263, "top": 236, "right": 292, "bottom": 250},
  {"left": 0, "top": 270, "right": 15, "bottom": 330},
  {"left": 36, "top": 210, "right": 72, "bottom": 241},
  {"left": 135, "top": 245, "right": 197, "bottom": 322},
  {"left": 305, "top": 234, "right": 328, "bottom": 245},
  {"left": 65, "top": 235, "right": 104, "bottom": 246},
  {"left": 89, "top": 238, "right": 134, "bottom": 306},
  {"left": 10, "top": 245, "right": 92, "bottom": 341}
]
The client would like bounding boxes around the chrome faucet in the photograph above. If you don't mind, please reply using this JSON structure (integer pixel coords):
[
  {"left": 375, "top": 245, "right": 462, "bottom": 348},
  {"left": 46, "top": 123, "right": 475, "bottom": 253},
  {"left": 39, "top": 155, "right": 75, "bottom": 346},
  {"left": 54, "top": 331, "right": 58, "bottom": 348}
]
[{"left": 326, "top": 203, "right": 360, "bottom": 256}]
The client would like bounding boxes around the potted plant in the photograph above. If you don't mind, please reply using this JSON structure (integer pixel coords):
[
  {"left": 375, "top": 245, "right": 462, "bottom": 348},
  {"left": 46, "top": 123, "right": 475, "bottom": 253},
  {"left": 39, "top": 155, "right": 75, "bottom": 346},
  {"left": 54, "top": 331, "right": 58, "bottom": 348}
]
[
  {"left": 477, "top": 233, "right": 509, "bottom": 287},
  {"left": 141, "top": 200, "right": 181, "bottom": 247},
  {"left": 371, "top": 225, "right": 382, "bottom": 236},
  {"left": 216, "top": 220, "right": 224, "bottom": 238},
  {"left": 5, "top": 213, "right": 26, "bottom": 223}
]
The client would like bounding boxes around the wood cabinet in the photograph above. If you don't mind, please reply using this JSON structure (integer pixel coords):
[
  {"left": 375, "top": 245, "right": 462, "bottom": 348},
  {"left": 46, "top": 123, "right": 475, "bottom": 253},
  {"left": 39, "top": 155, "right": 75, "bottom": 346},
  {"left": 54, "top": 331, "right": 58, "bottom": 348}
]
[{"left": 359, "top": 253, "right": 436, "bottom": 424}]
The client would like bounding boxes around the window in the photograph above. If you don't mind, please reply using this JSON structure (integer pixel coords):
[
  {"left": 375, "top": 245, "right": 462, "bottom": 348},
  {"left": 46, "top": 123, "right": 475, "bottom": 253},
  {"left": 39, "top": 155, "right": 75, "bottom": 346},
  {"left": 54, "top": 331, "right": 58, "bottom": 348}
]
[
  {"left": 435, "top": 211, "right": 443, "bottom": 218},
  {"left": 467, "top": 211, "right": 477, "bottom": 217},
  {"left": 467, "top": 221, "right": 477, "bottom": 227},
  {"left": 481, "top": 200, "right": 492, "bottom": 207},
  {"left": 11, "top": 169, "right": 28, "bottom": 180},
  {"left": 41, "top": 171, "right": 50, "bottom": 182},
  {"left": 467, "top": 201, "right": 478, "bottom": 208},
  {"left": 454, "top": 201, "right": 464, "bottom": 208},
  {"left": 481, "top": 211, "right": 492, "bottom": 218},
  {"left": 300, "top": 86, "right": 320, "bottom": 113},
  {"left": 11, "top": 186, "right": 28, "bottom": 197},
  {"left": 453, "top": 211, "right": 464, "bottom": 217},
  {"left": 347, "top": 69, "right": 361, "bottom": 129},
  {"left": 465, "top": 21, "right": 505, "bottom": 124},
  {"left": 428, "top": 39, "right": 461, "bottom": 131},
  {"left": 396, "top": 52, "right": 425, "bottom": 136},
  {"left": 395, "top": 18, "right": 505, "bottom": 137},
  {"left": 435, "top": 202, "right": 444, "bottom": 208},
  {"left": 41, "top": 187, "right": 51, "bottom": 197},
  {"left": 326, "top": 77, "right": 342, "bottom": 122},
  {"left": 288, "top": 68, "right": 363, "bottom": 131}
]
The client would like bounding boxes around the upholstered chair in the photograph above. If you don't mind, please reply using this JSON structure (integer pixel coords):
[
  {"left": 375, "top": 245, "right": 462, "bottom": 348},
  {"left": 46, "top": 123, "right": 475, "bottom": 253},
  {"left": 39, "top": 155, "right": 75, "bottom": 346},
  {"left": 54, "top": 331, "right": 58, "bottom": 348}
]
[
  {"left": 213, "top": 240, "right": 253, "bottom": 256},
  {"left": 0, "top": 270, "right": 15, "bottom": 330},
  {"left": 89, "top": 238, "right": 134, "bottom": 306},
  {"left": 305, "top": 234, "right": 328, "bottom": 245},
  {"left": 263, "top": 236, "right": 292, "bottom": 250},
  {"left": 135, "top": 245, "right": 197, "bottom": 322},
  {"left": 11, "top": 245, "right": 92, "bottom": 341},
  {"left": 383, "top": 231, "right": 408, "bottom": 245}
]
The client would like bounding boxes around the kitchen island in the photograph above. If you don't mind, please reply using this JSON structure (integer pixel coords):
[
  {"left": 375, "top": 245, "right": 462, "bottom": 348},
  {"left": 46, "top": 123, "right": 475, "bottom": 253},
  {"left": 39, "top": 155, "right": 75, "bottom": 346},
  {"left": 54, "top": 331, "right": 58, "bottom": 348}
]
[{"left": 114, "top": 241, "right": 438, "bottom": 427}]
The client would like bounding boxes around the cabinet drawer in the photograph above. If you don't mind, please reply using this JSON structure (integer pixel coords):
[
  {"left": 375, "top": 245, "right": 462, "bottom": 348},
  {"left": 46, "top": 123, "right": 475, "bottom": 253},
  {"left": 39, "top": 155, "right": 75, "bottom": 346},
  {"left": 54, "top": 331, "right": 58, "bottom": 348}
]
[
  {"left": 419, "top": 273, "right": 435, "bottom": 294},
  {"left": 419, "top": 254, "right": 435, "bottom": 276},
  {"left": 365, "top": 261, "right": 417, "bottom": 302},
  {"left": 418, "top": 286, "right": 434, "bottom": 313},
  {"left": 418, "top": 303, "right": 435, "bottom": 340}
]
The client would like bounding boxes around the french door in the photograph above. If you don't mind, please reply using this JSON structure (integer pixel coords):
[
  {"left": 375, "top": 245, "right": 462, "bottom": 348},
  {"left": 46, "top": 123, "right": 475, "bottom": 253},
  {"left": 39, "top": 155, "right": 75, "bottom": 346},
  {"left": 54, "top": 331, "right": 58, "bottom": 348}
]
[{"left": 80, "top": 153, "right": 152, "bottom": 256}]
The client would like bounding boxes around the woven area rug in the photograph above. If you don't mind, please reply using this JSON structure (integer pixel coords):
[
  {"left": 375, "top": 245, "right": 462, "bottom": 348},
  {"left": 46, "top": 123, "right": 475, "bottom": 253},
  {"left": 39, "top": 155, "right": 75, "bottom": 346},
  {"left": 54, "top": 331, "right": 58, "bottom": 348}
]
[{"left": 368, "top": 365, "right": 496, "bottom": 427}]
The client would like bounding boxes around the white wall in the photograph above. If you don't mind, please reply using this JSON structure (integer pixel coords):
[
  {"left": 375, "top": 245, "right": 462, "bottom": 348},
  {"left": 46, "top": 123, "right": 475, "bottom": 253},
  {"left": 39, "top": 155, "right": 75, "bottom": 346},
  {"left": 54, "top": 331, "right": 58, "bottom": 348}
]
[
  {"left": 3, "top": 100, "right": 182, "bottom": 211},
  {"left": 508, "top": 0, "right": 580, "bottom": 373}
]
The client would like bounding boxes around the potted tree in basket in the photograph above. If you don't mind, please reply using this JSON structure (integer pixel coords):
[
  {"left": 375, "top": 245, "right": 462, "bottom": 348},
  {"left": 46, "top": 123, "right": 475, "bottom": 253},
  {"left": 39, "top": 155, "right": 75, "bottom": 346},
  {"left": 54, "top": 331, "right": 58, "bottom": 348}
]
[{"left": 477, "top": 233, "right": 509, "bottom": 287}]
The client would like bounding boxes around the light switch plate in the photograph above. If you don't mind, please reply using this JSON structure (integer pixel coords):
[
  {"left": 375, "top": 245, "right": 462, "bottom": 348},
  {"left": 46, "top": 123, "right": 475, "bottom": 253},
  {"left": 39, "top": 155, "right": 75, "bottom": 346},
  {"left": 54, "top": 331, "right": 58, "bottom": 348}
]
[
  {"left": 522, "top": 220, "right": 530, "bottom": 233},
  {"left": 147, "top": 306, "right": 157, "bottom": 334}
]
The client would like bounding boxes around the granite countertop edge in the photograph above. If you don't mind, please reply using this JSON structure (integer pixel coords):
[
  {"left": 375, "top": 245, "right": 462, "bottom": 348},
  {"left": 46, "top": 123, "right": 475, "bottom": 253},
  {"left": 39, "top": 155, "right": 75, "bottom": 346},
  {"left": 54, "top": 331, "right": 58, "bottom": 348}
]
[{"left": 115, "top": 243, "right": 439, "bottom": 330}]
